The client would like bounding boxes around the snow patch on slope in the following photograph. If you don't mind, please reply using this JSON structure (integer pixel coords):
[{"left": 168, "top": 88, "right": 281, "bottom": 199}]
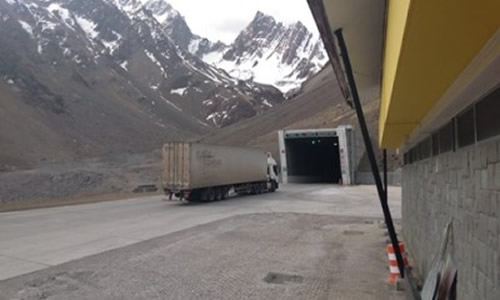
[
  {"left": 75, "top": 15, "right": 99, "bottom": 39},
  {"left": 144, "top": 50, "right": 167, "bottom": 77},
  {"left": 47, "top": 3, "right": 75, "bottom": 28},
  {"left": 102, "top": 31, "right": 122, "bottom": 54},
  {"left": 18, "top": 20, "right": 34, "bottom": 38},
  {"left": 188, "top": 38, "right": 201, "bottom": 54},
  {"left": 170, "top": 87, "right": 187, "bottom": 96},
  {"left": 120, "top": 60, "right": 128, "bottom": 70}
]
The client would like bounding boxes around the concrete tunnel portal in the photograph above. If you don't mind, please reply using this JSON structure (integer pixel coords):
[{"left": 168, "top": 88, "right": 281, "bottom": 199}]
[
  {"left": 278, "top": 127, "right": 354, "bottom": 185},
  {"left": 285, "top": 136, "right": 341, "bottom": 183}
]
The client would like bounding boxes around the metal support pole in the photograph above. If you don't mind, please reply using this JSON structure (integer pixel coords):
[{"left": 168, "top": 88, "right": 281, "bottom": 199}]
[
  {"left": 334, "top": 28, "right": 405, "bottom": 277},
  {"left": 383, "top": 149, "right": 388, "bottom": 201}
]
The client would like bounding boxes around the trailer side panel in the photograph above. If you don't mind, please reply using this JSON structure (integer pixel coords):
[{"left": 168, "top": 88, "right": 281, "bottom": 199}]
[{"left": 162, "top": 143, "right": 267, "bottom": 190}]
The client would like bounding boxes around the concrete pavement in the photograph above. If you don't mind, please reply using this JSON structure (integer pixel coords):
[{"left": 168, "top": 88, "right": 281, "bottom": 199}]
[
  {"left": 0, "top": 213, "right": 405, "bottom": 300},
  {"left": 0, "top": 184, "right": 401, "bottom": 281}
]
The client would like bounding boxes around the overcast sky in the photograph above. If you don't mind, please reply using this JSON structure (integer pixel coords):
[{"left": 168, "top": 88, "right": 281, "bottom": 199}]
[{"left": 167, "top": 0, "right": 319, "bottom": 44}]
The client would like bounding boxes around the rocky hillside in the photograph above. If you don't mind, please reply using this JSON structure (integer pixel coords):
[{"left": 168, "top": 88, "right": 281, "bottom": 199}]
[
  {"left": 0, "top": 0, "right": 265, "bottom": 170},
  {"left": 0, "top": 0, "right": 190, "bottom": 169}
]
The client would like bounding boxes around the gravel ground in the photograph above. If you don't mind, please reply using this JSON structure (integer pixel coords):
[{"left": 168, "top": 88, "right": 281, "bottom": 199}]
[
  {"left": 0, "top": 151, "right": 161, "bottom": 210},
  {"left": 0, "top": 213, "right": 404, "bottom": 300}
]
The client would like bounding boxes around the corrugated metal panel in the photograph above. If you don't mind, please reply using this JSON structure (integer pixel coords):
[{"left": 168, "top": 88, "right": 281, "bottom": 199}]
[
  {"left": 183, "top": 143, "right": 190, "bottom": 188},
  {"left": 163, "top": 142, "right": 190, "bottom": 190}
]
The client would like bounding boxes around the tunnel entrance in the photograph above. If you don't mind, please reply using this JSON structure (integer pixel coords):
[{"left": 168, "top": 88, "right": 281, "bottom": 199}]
[
  {"left": 285, "top": 136, "right": 341, "bottom": 183},
  {"left": 278, "top": 127, "right": 354, "bottom": 185}
]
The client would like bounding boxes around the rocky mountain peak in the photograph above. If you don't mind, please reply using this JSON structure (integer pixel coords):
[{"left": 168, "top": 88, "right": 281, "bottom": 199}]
[
  {"left": 109, "top": 0, "right": 143, "bottom": 13},
  {"left": 251, "top": 11, "right": 278, "bottom": 27},
  {"left": 240, "top": 11, "right": 281, "bottom": 42},
  {"left": 116, "top": 3, "right": 327, "bottom": 95},
  {"left": 140, "top": 0, "right": 193, "bottom": 48},
  {"left": 143, "top": 0, "right": 176, "bottom": 24},
  {"left": 293, "top": 20, "right": 306, "bottom": 29},
  {"left": 196, "top": 10, "right": 328, "bottom": 95}
]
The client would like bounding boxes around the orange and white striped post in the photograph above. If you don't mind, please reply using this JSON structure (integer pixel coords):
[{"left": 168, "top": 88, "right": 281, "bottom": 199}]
[{"left": 386, "top": 242, "right": 409, "bottom": 284}]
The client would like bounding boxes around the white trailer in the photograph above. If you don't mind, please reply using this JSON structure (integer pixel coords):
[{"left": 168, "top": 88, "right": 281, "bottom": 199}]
[{"left": 162, "top": 142, "right": 279, "bottom": 202}]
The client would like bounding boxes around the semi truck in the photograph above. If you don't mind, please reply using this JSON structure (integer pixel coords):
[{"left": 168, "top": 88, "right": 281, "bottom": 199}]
[{"left": 161, "top": 142, "right": 279, "bottom": 202}]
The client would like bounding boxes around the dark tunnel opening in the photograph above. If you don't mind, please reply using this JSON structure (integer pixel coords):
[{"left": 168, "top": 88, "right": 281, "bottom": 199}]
[{"left": 285, "top": 136, "right": 342, "bottom": 183}]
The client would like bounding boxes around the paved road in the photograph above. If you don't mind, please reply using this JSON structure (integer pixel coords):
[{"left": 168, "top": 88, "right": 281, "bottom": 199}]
[{"left": 0, "top": 184, "right": 401, "bottom": 281}]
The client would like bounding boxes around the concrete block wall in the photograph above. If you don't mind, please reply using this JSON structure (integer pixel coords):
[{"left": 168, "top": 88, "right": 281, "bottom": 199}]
[{"left": 402, "top": 139, "right": 500, "bottom": 299}]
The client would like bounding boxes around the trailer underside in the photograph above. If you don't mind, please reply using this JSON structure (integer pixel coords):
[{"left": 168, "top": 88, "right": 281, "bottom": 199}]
[{"left": 164, "top": 180, "right": 278, "bottom": 202}]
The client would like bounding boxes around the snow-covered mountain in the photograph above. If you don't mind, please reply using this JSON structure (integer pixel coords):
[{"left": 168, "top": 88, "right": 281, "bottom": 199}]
[
  {"left": 200, "top": 12, "right": 328, "bottom": 95},
  {"left": 0, "top": 0, "right": 328, "bottom": 169},
  {"left": 1, "top": 0, "right": 285, "bottom": 130},
  {"left": 134, "top": 0, "right": 228, "bottom": 63},
  {"left": 135, "top": 2, "right": 328, "bottom": 95},
  {"left": 0, "top": 0, "right": 325, "bottom": 148}
]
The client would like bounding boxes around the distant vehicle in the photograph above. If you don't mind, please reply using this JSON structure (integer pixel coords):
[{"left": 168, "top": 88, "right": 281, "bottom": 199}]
[{"left": 161, "top": 142, "right": 279, "bottom": 202}]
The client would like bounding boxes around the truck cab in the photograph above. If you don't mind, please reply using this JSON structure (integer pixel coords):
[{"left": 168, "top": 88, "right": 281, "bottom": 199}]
[{"left": 267, "top": 153, "right": 279, "bottom": 192}]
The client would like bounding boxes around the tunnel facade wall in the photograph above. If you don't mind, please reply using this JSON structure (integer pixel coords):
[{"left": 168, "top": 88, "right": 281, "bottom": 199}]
[{"left": 278, "top": 126, "right": 355, "bottom": 185}]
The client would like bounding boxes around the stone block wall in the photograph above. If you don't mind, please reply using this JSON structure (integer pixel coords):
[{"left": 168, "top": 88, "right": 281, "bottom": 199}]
[{"left": 402, "top": 138, "right": 500, "bottom": 299}]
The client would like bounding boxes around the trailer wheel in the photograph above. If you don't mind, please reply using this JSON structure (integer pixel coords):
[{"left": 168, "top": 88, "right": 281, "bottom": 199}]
[
  {"left": 200, "top": 189, "right": 209, "bottom": 202},
  {"left": 201, "top": 189, "right": 215, "bottom": 202},
  {"left": 259, "top": 183, "right": 266, "bottom": 194},
  {"left": 215, "top": 188, "right": 223, "bottom": 201},
  {"left": 221, "top": 187, "right": 228, "bottom": 200},
  {"left": 208, "top": 189, "right": 216, "bottom": 202},
  {"left": 251, "top": 184, "right": 258, "bottom": 195}
]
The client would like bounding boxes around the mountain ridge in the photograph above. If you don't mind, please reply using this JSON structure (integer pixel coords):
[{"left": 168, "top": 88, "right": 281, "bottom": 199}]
[
  {"left": 136, "top": 1, "right": 328, "bottom": 94},
  {"left": 0, "top": 0, "right": 326, "bottom": 170}
]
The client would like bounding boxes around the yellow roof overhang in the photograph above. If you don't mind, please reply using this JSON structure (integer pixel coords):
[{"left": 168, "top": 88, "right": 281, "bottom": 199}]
[{"left": 308, "top": 0, "right": 500, "bottom": 149}]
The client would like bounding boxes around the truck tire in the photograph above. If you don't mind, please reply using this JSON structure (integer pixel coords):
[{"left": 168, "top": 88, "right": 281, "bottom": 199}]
[
  {"left": 200, "top": 189, "right": 210, "bottom": 202},
  {"left": 251, "top": 184, "right": 259, "bottom": 195},
  {"left": 187, "top": 190, "right": 199, "bottom": 202},
  {"left": 215, "top": 188, "right": 223, "bottom": 201},
  {"left": 263, "top": 183, "right": 268, "bottom": 193},
  {"left": 272, "top": 181, "right": 278, "bottom": 192},
  {"left": 208, "top": 189, "right": 217, "bottom": 202},
  {"left": 221, "top": 187, "right": 228, "bottom": 200}
]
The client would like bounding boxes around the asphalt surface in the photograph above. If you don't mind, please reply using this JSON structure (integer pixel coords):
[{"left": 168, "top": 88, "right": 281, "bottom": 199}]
[{"left": 0, "top": 184, "right": 403, "bottom": 299}]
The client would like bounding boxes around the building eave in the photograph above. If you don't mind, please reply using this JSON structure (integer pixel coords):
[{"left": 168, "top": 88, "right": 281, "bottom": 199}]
[{"left": 308, "top": 0, "right": 500, "bottom": 149}]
